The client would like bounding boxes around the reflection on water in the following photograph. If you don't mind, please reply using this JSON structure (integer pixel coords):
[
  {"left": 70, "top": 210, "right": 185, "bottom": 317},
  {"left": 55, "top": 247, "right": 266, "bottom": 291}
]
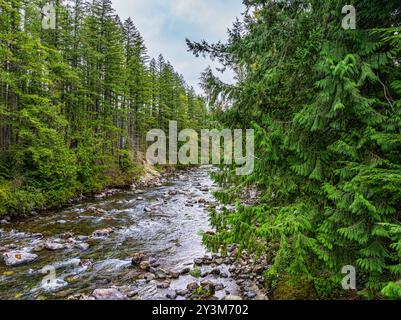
[{"left": 0, "top": 167, "right": 230, "bottom": 300}]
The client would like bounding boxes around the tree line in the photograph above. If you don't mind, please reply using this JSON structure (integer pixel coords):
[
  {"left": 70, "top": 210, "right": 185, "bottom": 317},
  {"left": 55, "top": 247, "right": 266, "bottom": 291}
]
[
  {"left": 0, "top": 0, "right": 208, "bottom": 215},
  {"left": 188, "top": 0, "right": 401, "bottom": 299}
]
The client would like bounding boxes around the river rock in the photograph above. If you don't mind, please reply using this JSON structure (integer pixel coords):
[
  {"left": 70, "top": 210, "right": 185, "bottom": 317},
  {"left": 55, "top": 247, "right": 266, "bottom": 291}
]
[
  {"left": 3, "top": 251, "right": 39, "bottom": 267},
  {"left": 32, "top": 243, "right": 45, "bottom": 252},
  {"left": 76, "top": 235, "right": 89, "bottom": 241},
  {"left": 168, "top": 270, "right": 180, "bottom": 279},
  {"left": 200, "top": 269, "right": 209, "bottom": 278},
  {"left": 179, "top": 267, "right": 191, "bottom": 275},
  {"left": 150, "top": 258, "right": 160, "bottom": 268},
  {"left": 131, "top": 252, "right": 145, "bottom": 265},
  {"left": 45, "top": 242, "right": 65, "bottom": 251},
  {"left": 60, "top": 232, "right": 74, "bottom": 239},
  {"left": 81, "top": 259, "right": 93, "bottom": 270},
  {"left": 176, "top": 289, "right": 189, "bottom": 296},
  {"left": 75, "top": 242, "right": 90, "bottom": 251},
  {"left": 166, "top": 290, "right": 177, "bottom": 300},
  {"left": 157, "top": 281, "right": 171, "bottom": 289},
  {"left": 187, "top": 282, "right": 200, "bottom": 291},
  {"left": 92, "top": 228, "right": 113, "bottom": 238},
  {"left": 201, "top": 280, "right": 215, "bottom": 294},
  {"left": 244, "top": 291, "right": 257, "bottom": 299},
  {"left": 0, "top": 219, "right": 10, "bottom": 225},
  {"left": 210, "top": 268, "right": 221, "bottom": 276},
  {"left": 143, "top": 272, "right": 156, "bottom": 282},
  {"left": 153, "top": 268, "right": 168, "bottom": 279},
  {"left": 92, "top": 288, "right": 125, "bottom": 300},
  {"left": 225, "top": 295, "right": 243, "bottom": 300},
  {"left": 215, "top": 283, "right": 225, "bottom": 291},
  {"left": 86, "top": 206, "right": 106, "bottom": 214},
  {"left": 139, "top": 260, "right": 151, "bottom": 271}
]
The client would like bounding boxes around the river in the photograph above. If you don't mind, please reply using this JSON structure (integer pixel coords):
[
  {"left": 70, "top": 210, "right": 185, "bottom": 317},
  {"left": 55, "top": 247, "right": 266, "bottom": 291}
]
[{"left": 0, "top": 167, "right": 264, "bottom": 300}]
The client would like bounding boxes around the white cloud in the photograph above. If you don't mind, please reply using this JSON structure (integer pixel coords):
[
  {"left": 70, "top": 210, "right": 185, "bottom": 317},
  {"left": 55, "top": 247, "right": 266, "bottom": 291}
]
[{"left": 111, "top": 0, "right": 244, "bottom": 94}]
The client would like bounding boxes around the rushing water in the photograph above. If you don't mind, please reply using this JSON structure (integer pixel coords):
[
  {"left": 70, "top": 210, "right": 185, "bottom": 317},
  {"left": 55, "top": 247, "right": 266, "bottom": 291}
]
[{"left": 0, "top": 167, "right": 240, "bottom": 300}]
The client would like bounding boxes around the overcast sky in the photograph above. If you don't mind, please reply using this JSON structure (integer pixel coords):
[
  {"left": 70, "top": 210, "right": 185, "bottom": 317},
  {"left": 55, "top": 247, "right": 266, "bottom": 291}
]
[{"left": 112, "top": 0, "right": 244, "bottom": 94}]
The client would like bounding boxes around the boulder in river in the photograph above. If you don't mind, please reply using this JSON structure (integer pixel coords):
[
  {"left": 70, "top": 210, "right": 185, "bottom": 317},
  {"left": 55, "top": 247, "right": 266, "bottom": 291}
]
[
  {"left": 45, "top": 241, "right": 65, "bottom": 251},
  {"left": 92, "top": 228, "right": 114, "bottom": 238},
  {"left": 2, "top": 251, "right": 39, "bottom": 267},
  {"left": 92, "top": 288, "right": 126, "bottom": 300},
  {"left": 75, "top": 242, "right": 90, "bottom": 251}
]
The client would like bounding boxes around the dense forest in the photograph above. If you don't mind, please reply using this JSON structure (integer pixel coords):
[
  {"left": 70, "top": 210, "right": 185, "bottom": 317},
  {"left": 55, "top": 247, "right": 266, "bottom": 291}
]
[
  {"left": 188, "top": 0, "right": 401, "bottom": 299},
  {"left": 0, "top": 0, "right": 208, "bottom": 215}
]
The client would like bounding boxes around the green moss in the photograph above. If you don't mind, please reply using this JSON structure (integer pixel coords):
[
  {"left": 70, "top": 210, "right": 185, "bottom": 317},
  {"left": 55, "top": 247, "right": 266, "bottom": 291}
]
[
  {"left": 273, "top": 275, "right": 317, "bottom": 300},
  {"left": 189, "top": 267, "right": 201, "bottom": 278}
]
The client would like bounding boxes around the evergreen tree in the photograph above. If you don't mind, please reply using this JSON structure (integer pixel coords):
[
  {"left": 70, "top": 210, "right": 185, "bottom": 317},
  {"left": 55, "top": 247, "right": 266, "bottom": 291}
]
[{"left": 188, "top": 0, "right": 401, "bottom": 299}]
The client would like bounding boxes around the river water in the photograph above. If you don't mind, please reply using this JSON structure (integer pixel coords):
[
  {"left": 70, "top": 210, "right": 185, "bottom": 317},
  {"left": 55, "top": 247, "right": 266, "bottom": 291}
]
[{"left": 0, "top": 167, "right": 242, "bottom": 300}]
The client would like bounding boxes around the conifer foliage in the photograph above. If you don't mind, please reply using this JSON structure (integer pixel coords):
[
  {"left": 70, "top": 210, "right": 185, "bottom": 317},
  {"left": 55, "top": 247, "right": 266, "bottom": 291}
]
[
  {"left": 0, "top": 0, "right": 208, "bottom": 215},
  {"left": 188, "top": 0, "right": 401, "bottom": 298}
]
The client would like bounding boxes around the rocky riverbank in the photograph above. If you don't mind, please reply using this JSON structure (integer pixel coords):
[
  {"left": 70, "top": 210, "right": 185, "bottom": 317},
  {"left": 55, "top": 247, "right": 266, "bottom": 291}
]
[{"left": 0, "top": 167, "right": 270, "bottom": 300}]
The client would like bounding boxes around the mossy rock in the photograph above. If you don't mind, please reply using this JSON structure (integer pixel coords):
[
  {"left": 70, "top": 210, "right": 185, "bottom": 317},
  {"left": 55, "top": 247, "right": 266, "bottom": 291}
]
[{"left": 273, "top": 275, "right": 317, "bottom": 300}]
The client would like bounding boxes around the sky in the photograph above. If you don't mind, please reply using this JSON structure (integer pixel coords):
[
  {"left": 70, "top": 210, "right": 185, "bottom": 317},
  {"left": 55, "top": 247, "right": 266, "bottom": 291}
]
[{"left": 111, "top": 0, "right": 245, "bottom": 94}]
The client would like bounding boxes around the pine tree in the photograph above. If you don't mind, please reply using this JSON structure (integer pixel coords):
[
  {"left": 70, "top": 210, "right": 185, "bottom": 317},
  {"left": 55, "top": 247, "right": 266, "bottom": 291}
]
[{"left": 0, "top": 0, "right": 209, "bottom": 215}]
